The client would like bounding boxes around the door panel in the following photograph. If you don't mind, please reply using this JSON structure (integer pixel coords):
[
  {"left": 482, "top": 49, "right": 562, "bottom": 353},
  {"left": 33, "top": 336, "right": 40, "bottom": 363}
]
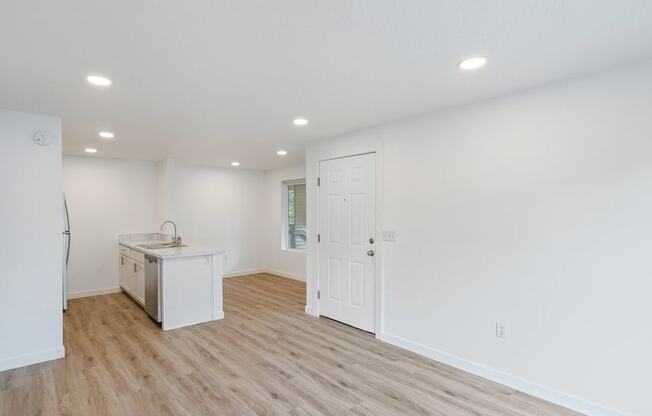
[
  {"left": 328, "top": 258, "right": 341, "bottom": 301},
  {"left": 349, "top": 261, "right": 364, "bottom": 307},
  {"left": 350, "top": 193, "right": 364, "bottom": 246},
  {"left": 319, "top": 153, "right": 375, "bottom": 332},
  {"left": 327, "top": 194, "right": 341, "bottom": 243}
]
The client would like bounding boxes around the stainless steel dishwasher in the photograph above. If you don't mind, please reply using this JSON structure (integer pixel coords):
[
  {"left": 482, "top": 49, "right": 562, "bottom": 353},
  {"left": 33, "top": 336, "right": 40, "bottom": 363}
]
[{"left": 145, "top": 255, "right": 161, "bottom": 322}]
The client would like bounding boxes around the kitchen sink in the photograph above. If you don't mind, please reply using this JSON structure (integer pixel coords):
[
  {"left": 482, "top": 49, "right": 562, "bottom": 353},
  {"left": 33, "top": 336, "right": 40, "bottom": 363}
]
[{"left": 137, "top": 242, "right": 187, "bottom": 250}]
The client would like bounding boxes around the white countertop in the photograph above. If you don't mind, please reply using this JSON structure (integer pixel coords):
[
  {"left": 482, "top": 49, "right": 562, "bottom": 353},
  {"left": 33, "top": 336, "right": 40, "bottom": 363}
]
[{"left": 120, "top": 240, "right": 225, "bottom": 260}]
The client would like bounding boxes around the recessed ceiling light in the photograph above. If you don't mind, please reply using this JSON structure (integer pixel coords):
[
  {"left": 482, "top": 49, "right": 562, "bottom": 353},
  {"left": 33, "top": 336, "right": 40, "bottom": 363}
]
[
  {"left": 293, "top": 118, "right": 308, "bottom": 126},
  {"left": 98, "top": 131, "right": 115, "bottom": 139},
  {"left": 231, "top": 161, "right": 240, "bottom": 167},
  {"left": 85, "top": 148, "right": 98, "bottom": 153},
  {"left": 276, "top": 150, "right": 287, "bottom": 156},
  {"left": 86, "top": 75, "right": 111, "bottom": 86},
  {"left": 458, "top": 56, "right": 487, "bottom": 71}
]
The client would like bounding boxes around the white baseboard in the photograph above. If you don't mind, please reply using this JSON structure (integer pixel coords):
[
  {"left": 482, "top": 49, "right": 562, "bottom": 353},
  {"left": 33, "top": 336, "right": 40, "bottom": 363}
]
[
  {"left": 0, "top": 346, "right": 65, "bottom": 373},
  {"left": 213, "top": 310, "right": 225, "bottom": 320},
  {"left": 261, "top": 268, "right": 305, "bottom": 282},
  {"left": 223, "top": 268, "right": 266, "bottom": 278},
  {"left": 68, "top": 286, "right": 122, "bottom": 299},
  {"left": 376, "top": 332, "right": 627, "bottom": 416},
  {"left": 224, "top": 268, "right": 305, "bottom": 282}
]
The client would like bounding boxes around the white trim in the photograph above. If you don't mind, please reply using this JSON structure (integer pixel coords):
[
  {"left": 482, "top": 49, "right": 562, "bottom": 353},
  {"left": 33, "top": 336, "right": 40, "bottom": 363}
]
[
  {"left": 212, "top": 310, "right": 225, "bottom": 320},
  {"left": 262, "top": 268, "right": 305, "bottom": 281},
  {"left": 304, "top": 305, "right": 317, "bottom": 316},
  {"left": 224, "top": 268, "right": 305, "bottom": 282},
  {"left": 0, "top": 346, "right": 65, "bottom": 372},
  {"left": 68, "top": 286, "right": 121, "bottom": 299},
  {"left": 282, "top": 178, "right": 307, "bottom": 186},
  {"left": 223, "top": 268, "right": 267, "bottom": 278},
  {"left": 281, "top": 248, "right": 306, "bottom": 254},
  {"left": 376, "top": 332, "right": 629, "bottom": 416},
  {"left": 282, "top": 178, "right": 307, "bottom": 251}
]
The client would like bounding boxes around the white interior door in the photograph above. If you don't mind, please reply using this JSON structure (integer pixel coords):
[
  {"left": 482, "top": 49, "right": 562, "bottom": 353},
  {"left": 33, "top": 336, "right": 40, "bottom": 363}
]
[{"left": 319, "top": 153, "right": 376, "bottom": 332}]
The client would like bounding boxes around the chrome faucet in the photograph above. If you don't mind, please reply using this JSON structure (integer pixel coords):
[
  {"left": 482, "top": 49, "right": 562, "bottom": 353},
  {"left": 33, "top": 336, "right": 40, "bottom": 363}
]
[{"left": 160, "top": 220, "right": 181, "bottom": 246}]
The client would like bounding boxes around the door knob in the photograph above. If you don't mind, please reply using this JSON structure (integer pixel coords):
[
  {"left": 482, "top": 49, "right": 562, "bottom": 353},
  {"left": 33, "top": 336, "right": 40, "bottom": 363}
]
[{"left": 367, "top": 250, "right": 375, "bottom": 257}]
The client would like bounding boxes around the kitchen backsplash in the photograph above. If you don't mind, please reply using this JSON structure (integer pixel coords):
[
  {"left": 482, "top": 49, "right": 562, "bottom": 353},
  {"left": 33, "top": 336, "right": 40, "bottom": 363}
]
[{"left": 118, "top": 233, "right": 174, "bottom": 243}]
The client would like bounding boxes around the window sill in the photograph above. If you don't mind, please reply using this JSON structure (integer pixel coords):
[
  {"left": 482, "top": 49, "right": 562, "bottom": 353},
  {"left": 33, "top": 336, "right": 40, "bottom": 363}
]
[{"left": 281, "top": 248, "right": 307, "bottom": 254}]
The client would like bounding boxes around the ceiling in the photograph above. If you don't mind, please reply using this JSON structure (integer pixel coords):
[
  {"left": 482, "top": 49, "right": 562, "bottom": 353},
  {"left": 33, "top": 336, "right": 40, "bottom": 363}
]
[{"left": 2, "top": 1, "right": 652, "bottom": 170}]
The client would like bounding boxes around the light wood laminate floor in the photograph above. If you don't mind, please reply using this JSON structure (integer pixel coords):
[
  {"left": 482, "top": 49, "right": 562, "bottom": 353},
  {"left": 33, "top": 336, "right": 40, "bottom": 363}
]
[{"left": 0, "top": 274, "right": 581, "bottom": 415}]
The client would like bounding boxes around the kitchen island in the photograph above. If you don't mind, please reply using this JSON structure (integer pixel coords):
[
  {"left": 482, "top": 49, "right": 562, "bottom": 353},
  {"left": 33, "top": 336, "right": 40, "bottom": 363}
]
[{"left": 118, "top": 233, "right": 225, "bottom": 330}]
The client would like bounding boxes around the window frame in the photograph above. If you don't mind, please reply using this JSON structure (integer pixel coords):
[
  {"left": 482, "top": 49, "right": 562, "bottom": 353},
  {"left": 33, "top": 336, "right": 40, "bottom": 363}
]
[{"left": 281, "top": 178, "right": 307, "bottom": 252}]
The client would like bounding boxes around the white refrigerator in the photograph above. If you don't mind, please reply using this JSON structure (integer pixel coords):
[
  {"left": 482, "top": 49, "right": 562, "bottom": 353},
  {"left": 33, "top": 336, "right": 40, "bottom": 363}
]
[{"left": 62, "top": 195, "right": 70, "bottom": 310}]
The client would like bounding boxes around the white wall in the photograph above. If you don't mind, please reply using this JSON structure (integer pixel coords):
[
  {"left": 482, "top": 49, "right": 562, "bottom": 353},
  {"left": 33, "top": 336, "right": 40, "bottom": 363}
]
[
  {"left": 0, "top": 111, "right": 64, "bottom": 371},
  {"left": 169, "top": 163, "right": 265, "bottom": 275},
  {"left": 260, "top": 165, "right": 307, "bottom": 280},
  {"left": 63, "top": 157, "right": 269, "bottom": 291},
  {"left": 305, "top": 61, "right": 652, "bottom": 416},
  {"left": 156, "top": 159, "right": 175, "bottom": 222},
  {"left": 63, "top": 156, "right": 160, "bottom": 297}
]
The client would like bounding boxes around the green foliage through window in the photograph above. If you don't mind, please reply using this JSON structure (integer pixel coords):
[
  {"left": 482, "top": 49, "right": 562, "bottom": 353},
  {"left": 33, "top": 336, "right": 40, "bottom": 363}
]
[{"left": 286, "top": 182, "right": 306, "bottom": 249}]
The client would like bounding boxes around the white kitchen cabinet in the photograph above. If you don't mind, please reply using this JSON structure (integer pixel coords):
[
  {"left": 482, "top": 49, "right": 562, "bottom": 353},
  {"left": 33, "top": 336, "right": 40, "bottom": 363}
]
[
  {"left": 126, "top": 258, "right": 137, "bottom": 298},
  {"left": 161, "top": 253, "right": 224, "bottom": 330},
  {"left": 136, "top": 262, "right": 145, "bottom": 305},
  {"left": 119, "top": 246, "right": 145, "bottom": 306},
  {"left": 118, "top": 238, "right": 225, "bottom": 330},
  {"left": 119, "top": 255, "right": 130, "bottom": 291}
]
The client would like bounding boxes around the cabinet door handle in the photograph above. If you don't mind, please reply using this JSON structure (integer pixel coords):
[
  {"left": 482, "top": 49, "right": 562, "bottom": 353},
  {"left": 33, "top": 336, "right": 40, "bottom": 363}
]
[
  {"left": 133, "top": 263, "right": 137, "bottom": 273},
  {"left": 121, "top": 257, "right": 124, "bottom": 266}
]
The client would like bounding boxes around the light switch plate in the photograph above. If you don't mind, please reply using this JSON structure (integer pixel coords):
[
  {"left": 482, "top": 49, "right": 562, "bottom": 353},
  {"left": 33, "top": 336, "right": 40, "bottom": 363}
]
[
  {"left": 383, "top": 230, "right": 396, "bottom": 242},
  {"left": 496, "top": 322, "right": 507, "bottom": 339}
]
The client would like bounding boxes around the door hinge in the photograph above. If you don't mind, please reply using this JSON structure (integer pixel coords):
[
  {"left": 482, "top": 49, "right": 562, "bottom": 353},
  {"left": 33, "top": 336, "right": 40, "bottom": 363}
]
[
  {"left": 317, "top": 177, "right": 320, "bottom": 187},
  {"left": 317, "top": 233, "right": 320, "bottom": 243},
  {"left": 317, "top": 290, "right": 320, "bottom": 300}
]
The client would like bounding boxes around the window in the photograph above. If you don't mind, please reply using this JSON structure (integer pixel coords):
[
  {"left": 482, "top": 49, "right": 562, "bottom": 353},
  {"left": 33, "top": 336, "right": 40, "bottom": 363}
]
[{"left": 283, "top": 179, "right": 306, "bottom": 250}]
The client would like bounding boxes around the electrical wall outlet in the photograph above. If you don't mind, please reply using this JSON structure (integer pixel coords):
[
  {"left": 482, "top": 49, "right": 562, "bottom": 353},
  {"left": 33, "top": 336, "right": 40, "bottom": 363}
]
[
  {"left": 383, "top": 230, "right": 396, "bottom": 242},
  {"left": 496, "top": 322, "right": 507, "bottom": 339}
]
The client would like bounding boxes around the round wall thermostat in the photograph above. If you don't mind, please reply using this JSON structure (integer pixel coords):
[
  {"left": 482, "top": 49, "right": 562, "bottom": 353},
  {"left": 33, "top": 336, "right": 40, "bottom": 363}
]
[{"left": 33, "top": 130, "right": 53, "bottom": 146}]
